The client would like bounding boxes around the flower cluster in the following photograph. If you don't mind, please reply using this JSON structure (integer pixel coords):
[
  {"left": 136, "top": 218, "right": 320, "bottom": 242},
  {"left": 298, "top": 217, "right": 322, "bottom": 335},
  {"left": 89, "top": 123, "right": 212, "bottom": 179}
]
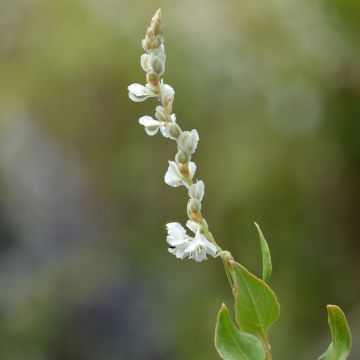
[{"left": 128, "top": 9, "right": 218, "bottom": 262}]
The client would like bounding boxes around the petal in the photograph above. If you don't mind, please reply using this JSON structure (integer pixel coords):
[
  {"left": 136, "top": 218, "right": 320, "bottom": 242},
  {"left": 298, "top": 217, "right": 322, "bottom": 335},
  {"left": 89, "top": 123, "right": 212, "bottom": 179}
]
[
  {"left": 166, "top": 222, "right": 186, "bottom": 246},
  {"left": 128, "top": 91, "right": 148, "bottom": 102},
  {"left": 144, "top": 126, "right": 160, "bottom": 136},
  {"left": 206, "top": 241, "right": 217, "bottom": 257},
  {"left": 170, "top": 113, "right": 176, "bottom": 123},
  {"left": 193, "top": 250, "right": 207, "bottom": 262},
  {"left": 186, "top": 220, "right": 200, "bottom": 234},
  {"left": 140, "top": 54, "right": 150, "bottom": 72},
  {"left": 188, "top": 162, "right": 197, "bottom": 179},
  {"left": 190, "top": 129, "right": 199, "bottom": 152},
  {"left": 168, "top": 241, "right": 191, "bottom": 259},
  {"left": 139, "top": 116, "right": 161, "bottom": 127},
  {"left": 160, "top": 125, "right": 168, "bottom": 138},
  {"left": 162, "top": 84, "right": 175, "bottom": 98},
  {"left": 164, "top": 161, "right": 183, "bottom": 187},
  {"left": 128, "top": 83, "right": 147, "bottom": 96}
]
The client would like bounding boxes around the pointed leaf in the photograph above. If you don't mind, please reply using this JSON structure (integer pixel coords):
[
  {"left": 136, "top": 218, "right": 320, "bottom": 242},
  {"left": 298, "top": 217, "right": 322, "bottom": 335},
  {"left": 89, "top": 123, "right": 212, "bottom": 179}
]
[
  {"left": 215, "top": 304, "right": 265, "bottom": 360},
  {"left": 254, "top": 222, "right": 272, "bottom": 282},
  {"left": 229, "top": 261, "right": 280, "bottom": 344},
  {"left": 318, "top": 305, "right": 351, "bottom": 360}
]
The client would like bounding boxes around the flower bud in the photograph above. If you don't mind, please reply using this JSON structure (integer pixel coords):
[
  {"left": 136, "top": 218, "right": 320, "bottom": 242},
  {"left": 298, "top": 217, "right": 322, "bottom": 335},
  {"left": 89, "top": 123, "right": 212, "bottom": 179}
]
[
  {"left": 188, "top": 180, "right": 205, "bottom": 201},
  {"left": 175, "top": 149, "right": 190, "bottom": 164},
  {"left": 178, "top": 129, "right": 199, "bottom": 154},
  {"left": 166, "top": 123, "right": 181, "bottom": 139},
  {"left": 152, "top": 9, "right": 163, "bottom": 35},
  {"left": 161, "top": 84, "right": 175, "bottom": 114},
  {"left": 161, "top": 84, "right": 174, "bottom": 103},
  {"left": 150, "top": 35, "right": 163, "bottom": 49},
  {"left": 187, "top": 199, "right": 202, "bottom": 222},
  {"left": 146, "top": 72, "right": 159, "bottom": 86},
  {"left": 150, "top": 55, "right": 165, "bottom": 75},
  {"left": 155, "top": 106, "right": 167, "bottom": 122}
]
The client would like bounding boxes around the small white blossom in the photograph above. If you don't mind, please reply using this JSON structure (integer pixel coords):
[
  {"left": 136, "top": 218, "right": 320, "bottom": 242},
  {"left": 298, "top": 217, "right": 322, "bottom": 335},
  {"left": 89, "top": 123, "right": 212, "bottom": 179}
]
[
  {"left": 178, "top": 129, "right": 199, "bottom": 154},
  {"left": 166, "top": 222, "right": 192, "bottom": 259},
  {"left": 166, "top": 221, "right": 217, "bottom": 262},
  {"left": 138, "top": 116, "right": 165, "bottom": 136},
  {"left": 188, "top": 180, "right": 205, "bottom": 201},
  {"left": 164, "top": 161, "right": 196, "bottom": 187},
  {"left": 183, "top": 231, "right": 217, "bottom": 262},
  {"left": 128, "top": 83, "right": 155, "bottom": 102},
  {"left": 184, "top": 220, "right": 217, "bottom": 261}
]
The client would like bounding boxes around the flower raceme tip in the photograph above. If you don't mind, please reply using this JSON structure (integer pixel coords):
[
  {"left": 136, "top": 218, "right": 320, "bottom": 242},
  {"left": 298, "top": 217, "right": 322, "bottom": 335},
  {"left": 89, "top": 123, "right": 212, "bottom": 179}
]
[{"left": 128, "top": 8, "right": 217, "bottom": 262}]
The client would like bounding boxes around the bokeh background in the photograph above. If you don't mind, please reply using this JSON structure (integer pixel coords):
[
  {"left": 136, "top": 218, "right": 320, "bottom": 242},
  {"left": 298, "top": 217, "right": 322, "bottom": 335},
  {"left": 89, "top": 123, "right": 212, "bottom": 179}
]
[{"left": 0, "top": 0, "right": 359, "bottom": 359}]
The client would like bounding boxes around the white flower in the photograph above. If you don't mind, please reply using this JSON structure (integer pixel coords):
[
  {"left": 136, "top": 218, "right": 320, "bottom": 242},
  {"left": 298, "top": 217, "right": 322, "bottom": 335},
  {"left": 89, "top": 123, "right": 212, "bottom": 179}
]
[
  {"left": 128, "top": 83, "right": 155, "bottom": 102},
  {"left": 166, "top": 222, "right": 192, "bottom": 259},
  {"left": 178, "top": 129, "right": 199, "bottom": 154},
  {"left": 164, "top": 161, "right": 196, "bottom": 187},
  {"left": 166, "top": 221, "right": 217, "bottom": 262},
  {"left": 188, "top": 180, "right": 205, "bottom": 201},
  {"left": 138, "top": 115, "right": 165, "bottom": 136},
  {"left": 181, "top": 222, "right": 217, "bottom": 262}
]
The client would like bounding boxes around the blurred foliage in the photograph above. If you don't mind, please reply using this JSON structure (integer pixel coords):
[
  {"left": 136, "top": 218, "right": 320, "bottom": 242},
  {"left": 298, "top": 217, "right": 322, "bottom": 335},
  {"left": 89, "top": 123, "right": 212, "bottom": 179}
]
[{"left": 0, "top": 0, "right": 359, "bottom": 359}]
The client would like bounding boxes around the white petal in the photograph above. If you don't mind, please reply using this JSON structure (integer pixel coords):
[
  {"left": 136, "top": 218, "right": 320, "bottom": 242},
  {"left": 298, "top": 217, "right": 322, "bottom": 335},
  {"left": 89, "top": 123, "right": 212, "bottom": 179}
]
[
  {"left": 193, "top": 251, "right": 207, "bottom": 262},
  {"left": 168, "top": 241, "right": 191, "bottom": 259},
  {"left": 184, "top": 239, "right": 207, "bottom": 262},
  {"left": 160, "top": 125, "right": 168, "bottom": 138},
  {"left": 166, "top": 222, "right": 186, "bottom": 246},
  {"left": 128, "top": 83, "right": 147, "bottom": 96},
  {"left": 140, "top": 54, "right": 150, "bottom": 72},
  {"left": 139, "top": 116, "right": 161, "bottom": 127},
  {"left": 186, "top": 220, "right": 200, "bottom": 234},
  {"left": 170, "top": 114, "right": 176, "bottom": 123},
  {"left": 128, "top": 91, "right": 148, "bottom": 102},
  {"left": 162, "top": 84, "right": 175, "bottom": 97},
  {"left": 144, "top": 126, "right": 160, "bottom": 136},
  {"left": 205, "top": 240, "right": 217, "bottom": 257},
  {"left": 190, "top": 129, "right": 199, "bottom": 153},
  {"left": 164, "top": 161, "right": 183, "bottom": 187},
  {"left": 188, "top": 162, "right": 197, "bottom": 179}
]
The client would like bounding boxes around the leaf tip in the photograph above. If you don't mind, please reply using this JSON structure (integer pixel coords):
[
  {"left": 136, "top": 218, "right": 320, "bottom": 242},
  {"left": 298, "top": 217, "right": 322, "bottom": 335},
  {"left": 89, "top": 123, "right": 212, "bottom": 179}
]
[{"left": 220, "top": 303, "right": 227, "bottom": 311}]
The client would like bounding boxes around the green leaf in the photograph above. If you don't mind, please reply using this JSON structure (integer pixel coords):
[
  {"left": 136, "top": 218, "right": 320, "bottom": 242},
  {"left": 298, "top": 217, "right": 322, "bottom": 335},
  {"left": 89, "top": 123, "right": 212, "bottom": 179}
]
[
  {"left": 229, "top": 261, "right": 280, "bottom": 345},
  {"left": 215, "top": 304, "right": 265, "bottom": 360},
  {"left": 318, "top": 305, "right": 351, "bottom": 360},
  {"left": 254, "top": 222, "right": 272, "bottom": 282}
]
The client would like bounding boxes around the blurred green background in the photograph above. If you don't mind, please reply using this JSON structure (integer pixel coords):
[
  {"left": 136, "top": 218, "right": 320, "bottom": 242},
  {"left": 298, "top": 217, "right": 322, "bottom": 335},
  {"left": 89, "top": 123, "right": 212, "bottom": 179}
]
[{"left": 0, "top": 0, "right": 359, "bottom": 359}]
